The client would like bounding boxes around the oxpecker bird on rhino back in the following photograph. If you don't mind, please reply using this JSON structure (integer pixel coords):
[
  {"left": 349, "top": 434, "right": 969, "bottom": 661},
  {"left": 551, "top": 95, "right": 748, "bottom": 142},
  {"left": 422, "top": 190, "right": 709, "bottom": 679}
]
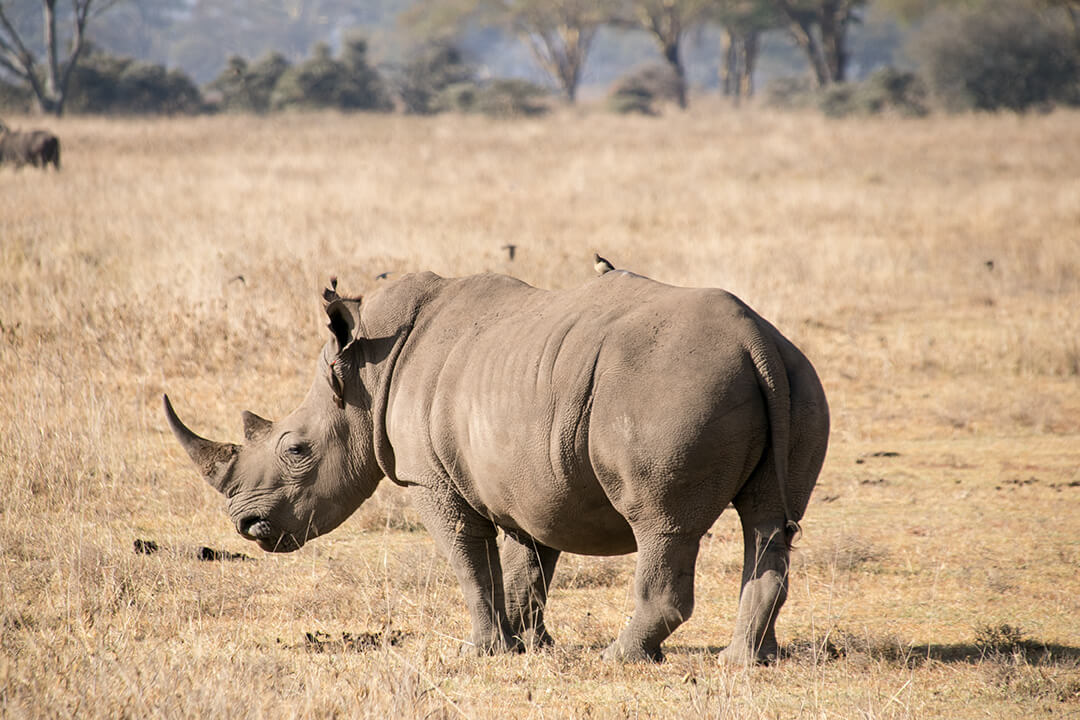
[{"left": 164, "top": 269, "right": 829, "bottom": 664}]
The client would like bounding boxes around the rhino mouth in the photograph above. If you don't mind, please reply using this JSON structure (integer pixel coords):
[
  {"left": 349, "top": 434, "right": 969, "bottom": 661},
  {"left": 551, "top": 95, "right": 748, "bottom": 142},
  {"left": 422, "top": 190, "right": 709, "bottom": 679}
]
[{"left": 238, "top": 517, "right": 303, "bottom": 553}]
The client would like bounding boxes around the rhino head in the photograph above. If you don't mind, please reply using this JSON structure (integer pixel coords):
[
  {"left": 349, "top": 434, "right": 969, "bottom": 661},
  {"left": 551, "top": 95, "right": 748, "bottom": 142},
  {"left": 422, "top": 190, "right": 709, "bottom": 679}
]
[{"left": 164, "top": 287, "right": 387, "bottom": 552}]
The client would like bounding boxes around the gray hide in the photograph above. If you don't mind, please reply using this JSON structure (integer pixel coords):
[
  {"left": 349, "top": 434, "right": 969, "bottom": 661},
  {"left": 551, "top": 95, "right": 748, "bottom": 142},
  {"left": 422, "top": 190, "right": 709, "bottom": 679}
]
[{"left": 165, "top": 270, "right": 829, "bottom": 663}]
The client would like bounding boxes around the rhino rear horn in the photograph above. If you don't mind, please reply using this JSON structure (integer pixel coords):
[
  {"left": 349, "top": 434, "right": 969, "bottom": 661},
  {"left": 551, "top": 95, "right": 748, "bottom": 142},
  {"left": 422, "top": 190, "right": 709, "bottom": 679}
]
[{"left": 163, "top": 394, "right": 239, "bottom": 494}]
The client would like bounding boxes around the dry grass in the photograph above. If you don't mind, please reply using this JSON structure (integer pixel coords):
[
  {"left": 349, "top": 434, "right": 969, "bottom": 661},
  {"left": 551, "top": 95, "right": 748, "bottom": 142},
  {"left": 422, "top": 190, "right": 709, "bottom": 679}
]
[{"left": 1, "top": 104, "right": 1078, "bottom": 718}]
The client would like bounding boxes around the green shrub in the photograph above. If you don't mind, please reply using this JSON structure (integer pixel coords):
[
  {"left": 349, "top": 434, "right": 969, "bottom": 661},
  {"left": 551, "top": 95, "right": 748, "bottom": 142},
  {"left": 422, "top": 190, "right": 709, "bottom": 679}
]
[
  {"left": 609, "top": 86, "right": 656, "bottom": 115},
  {"left": 339, "top": 36, "right": 395, "bottom": 111},
  {"left": 608, "top": 64, "right": 682, "bottom": 115},
  {"left": 394, "top": 42, "right": 475, "bottom": 115},
  {"left": 472, "top": 78, "right": 549, "bottom": 117},
  {"left": 206, "top": 53, "right": 290, "bottom": 114},
  {"left": 64, "top": 52, "right": 130, "bottom": 112},
  {"left": 0, "top": 78, "right": 32, "bottom": 113},
  {"left": 271, "top": 38, "right": 393, "bottom": 112},
  {"left": 763, "top": 76, "right": 817, "bottom": 111},
  {"left": 909, "top": 1, "right": 1080, "bottom": 111},
  {"left": 117, "top": 63, "right": 203, "bottom": 114},
  {"left": 64, "top": 50, "right": 203, "bottom": 114},
  {"left": 435, "top": 78, "right": 549, "bottom": 117},
  {"left": 819, "top": 68, "right": 929, "bottom": 117},
  {"left": 859, "top": 68, "right": 929, "bottom": 116},
  {"left": 246, "top": 53, "right": 291, "bottom": 111},
  {"left": 438, "top": 82, "right": 480, "bottom": 113},
  {"left": 766, "top": 69, "right": 928, "bottom": 117},
  {"left": 818, "top": 83, "right": 857, "bottom": 117}
]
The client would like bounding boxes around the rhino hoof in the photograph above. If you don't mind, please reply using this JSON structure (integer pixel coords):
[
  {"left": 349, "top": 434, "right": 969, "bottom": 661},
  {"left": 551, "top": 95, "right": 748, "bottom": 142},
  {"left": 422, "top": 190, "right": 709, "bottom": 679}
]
[
  {"left": 602, "top": 641, "right": 663, "bottom": 663},
  {"left": 461, "top": 635, "right": 525, "bottom": 656},
  {"left": 528, "top": 628, "right": 555, "bottom": 650},
  {"left": 717, "top": 644, "right": 777, "bottom": 666}
]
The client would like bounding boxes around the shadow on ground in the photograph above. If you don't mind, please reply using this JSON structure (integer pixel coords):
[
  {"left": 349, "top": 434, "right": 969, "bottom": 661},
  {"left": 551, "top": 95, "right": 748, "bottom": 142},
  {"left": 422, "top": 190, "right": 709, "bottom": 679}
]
[{"left": 779, "top": 636, "right": 1080, "bottom": 667}]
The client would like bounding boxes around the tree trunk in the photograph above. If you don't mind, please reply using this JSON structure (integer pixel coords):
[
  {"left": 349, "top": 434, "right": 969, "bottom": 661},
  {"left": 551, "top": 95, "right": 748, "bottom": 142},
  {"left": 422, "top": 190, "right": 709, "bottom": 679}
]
[
  {"left": 741, "top": 31, "right": 759, "bottom": 98},
  {"left": 787, "top": 14, "right": 829, "bottom": 87},
  {"left": 37, "top": 0, "right": 68, "bottom": 114},
  {"left": 663, "top": 40, "right": 687, "bottom": 109},
  {"left": 777, "top": 0, "right": 834, "bottom": 88},
  {"left": 722, "top": 28, "right": 759, "bottom": 106},
  {"left": 819, "top": 1, "right": 849, "bottom": 83},
  {"left": 720, "top": 29, "right": 735, "bottom": 97},
  {"left": 523, "top": 23, "right": 595, "bottom": 105}
]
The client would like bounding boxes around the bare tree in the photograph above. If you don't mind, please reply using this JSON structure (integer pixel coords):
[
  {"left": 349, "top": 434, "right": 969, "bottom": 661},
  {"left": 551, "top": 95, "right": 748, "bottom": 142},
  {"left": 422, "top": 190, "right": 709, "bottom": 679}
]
[
  {"left": 616, "top": 0, "right": 711, "bottom": 109},
  {"left": 714, "top": 0, "right": 781, "bottom": 104},
  {"left": 771, "top": 0, "right": 866, "bottom": 86},
  {"left": 0, "top": 0, "right": 119, "bottom": 115},
  {"left": 407, "top": 0, "right": 614, "bottom": 103},
  {"left": 505, "top": 0, "right": 613, "bottom": 102}
]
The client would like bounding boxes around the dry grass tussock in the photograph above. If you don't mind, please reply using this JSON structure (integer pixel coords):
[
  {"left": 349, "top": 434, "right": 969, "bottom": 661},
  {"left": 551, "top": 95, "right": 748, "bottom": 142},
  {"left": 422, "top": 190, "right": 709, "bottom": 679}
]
[{"left": 2, "top": 106, "right": 1079, "bottom": 718}]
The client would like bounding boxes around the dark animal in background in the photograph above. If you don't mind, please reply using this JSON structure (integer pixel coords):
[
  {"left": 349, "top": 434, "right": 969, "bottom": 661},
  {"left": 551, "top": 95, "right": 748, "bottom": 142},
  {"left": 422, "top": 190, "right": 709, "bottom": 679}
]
[{"left": 0, "top": 121, "right": 61, "bottom": 170}]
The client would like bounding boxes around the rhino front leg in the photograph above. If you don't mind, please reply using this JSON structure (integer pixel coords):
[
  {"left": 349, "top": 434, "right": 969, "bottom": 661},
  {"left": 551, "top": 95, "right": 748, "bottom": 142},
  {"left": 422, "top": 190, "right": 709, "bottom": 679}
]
[
  {"left": 604, "top": 531, "right": 701, "bottom": 662},
  {"left": 719, "top": 512, "right": 789, "bottom": 665},
  {"left": 411, "top": 489, "right": 522, "bottom": 655},
  {"left": 501, "top": 532, "right": 560, "bottom": 648}
]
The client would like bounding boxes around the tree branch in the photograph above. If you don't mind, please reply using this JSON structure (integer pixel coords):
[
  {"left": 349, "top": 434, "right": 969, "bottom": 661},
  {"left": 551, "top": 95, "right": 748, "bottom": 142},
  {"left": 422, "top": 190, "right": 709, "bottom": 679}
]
[
  {"left": 0, "top": 4, "right": 37, "bottom": 74},
  {"left": 0, "top": 4, "right": 49, "bottom": 103},
  {"left": 56, "top": 0, "right": 94, "bottom": 110},
  {"left": 0, "top": 48, "right": 27, "bottom": 79}
]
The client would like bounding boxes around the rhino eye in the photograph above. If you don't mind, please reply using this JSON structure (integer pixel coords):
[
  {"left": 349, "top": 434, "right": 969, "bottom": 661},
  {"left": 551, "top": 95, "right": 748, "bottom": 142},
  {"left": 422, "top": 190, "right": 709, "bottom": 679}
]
[{"left": 286, "top": 442, "right": 310, "bottom": 457}]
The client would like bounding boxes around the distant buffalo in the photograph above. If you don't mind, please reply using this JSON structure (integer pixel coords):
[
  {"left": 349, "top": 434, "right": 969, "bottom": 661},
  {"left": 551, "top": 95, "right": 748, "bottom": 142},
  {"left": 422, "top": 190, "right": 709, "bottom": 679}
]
[{"left": 0, "top": 122, "right": 61, "bottom": 170}]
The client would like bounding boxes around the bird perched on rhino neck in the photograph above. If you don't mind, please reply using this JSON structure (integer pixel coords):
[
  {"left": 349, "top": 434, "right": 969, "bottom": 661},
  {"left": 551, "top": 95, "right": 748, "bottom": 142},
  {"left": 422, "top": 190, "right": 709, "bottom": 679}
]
[{"left": 594, "top": 253, "right": 616, "bottom": 276}]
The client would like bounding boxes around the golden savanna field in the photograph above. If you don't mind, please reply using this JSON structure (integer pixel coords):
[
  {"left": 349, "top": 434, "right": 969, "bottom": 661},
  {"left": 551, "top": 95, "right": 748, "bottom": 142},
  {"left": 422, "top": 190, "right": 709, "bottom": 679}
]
[{"left": 1, "top": 107, "right": 1079, "bottom": 718}]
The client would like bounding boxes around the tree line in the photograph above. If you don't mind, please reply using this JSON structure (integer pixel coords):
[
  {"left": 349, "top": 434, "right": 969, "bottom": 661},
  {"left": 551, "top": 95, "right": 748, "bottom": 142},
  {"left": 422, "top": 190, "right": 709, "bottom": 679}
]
[{"left": 1, "top": 0, "right": 1078, "bottom": 117}]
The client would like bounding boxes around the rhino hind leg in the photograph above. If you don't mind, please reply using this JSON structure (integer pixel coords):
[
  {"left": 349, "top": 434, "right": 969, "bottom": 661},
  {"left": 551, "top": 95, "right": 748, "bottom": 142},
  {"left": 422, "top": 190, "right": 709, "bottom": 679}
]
[
  {"left": 603, "top": 531, "right": 701, "bottom": 662},
  {"left": 720, "top": 509, "right": 789, "bottom": 665},
  {"left": 501, "top": 532, "right": 560, "bottom": 648}
]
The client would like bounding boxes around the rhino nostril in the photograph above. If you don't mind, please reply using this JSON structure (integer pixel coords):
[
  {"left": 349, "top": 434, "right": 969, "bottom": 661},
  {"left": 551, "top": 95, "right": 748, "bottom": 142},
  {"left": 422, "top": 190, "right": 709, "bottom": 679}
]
[{"left": 238, "top": 515, "right": 270, "bottom": 539}]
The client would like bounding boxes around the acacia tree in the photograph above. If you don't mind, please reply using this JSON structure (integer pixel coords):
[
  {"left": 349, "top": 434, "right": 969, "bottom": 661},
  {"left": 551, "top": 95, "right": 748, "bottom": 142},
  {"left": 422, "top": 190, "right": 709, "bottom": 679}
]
[
  {"left": 0, "top": 0, "right": 119, "bottom": 115},
  {"left": 772, "top": 0, "right": 866, "bottom": 86},
  {"left": 407, "top": 0, "right": 613, "bottom": 103},
  {"left": 615, "top": 0, "right": 712, "bottom": 109},
  {"left": 502, "top": 0, "right": 614, "bottom": 102},
  {"left": 713, "top": 0, "right": 782, "bottom": 103}
]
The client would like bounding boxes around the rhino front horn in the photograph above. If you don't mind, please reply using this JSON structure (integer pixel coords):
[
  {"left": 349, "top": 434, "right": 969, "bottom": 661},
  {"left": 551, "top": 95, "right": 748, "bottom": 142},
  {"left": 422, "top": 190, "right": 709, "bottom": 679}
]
[{"left": 163, "top": 394, "right": 239, "bottom": 494}]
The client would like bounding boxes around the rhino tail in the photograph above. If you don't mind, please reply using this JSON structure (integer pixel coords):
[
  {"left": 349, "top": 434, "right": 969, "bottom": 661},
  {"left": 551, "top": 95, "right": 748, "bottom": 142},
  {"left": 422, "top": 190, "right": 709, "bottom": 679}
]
[{"left": 748, "top": 334, "right": 798, "bottom": 550}]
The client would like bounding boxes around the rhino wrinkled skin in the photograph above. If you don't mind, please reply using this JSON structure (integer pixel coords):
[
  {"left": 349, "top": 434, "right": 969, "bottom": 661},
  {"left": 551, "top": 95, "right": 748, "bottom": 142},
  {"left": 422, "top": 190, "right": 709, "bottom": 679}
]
[{"left": 165, "top": 270, "right": 829, "bottom": 664}]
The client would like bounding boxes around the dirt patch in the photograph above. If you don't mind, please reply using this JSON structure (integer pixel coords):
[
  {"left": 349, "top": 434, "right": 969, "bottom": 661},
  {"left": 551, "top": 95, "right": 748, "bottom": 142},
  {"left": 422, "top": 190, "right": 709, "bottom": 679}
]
[
  {"left": 132, "top": 538, "right": 251, "bottom": 562},
  {"left": 298, "top": 630, "right": 407, "bottom": 653},
  {"left": 855, "top": 451, "right": 901, "bottom": 464},
  {"left": 133, "top": 539, "right": 158, "bottom": 555},
  {"left": 196, "top": 546, "right": 252, "bottom": 562}
]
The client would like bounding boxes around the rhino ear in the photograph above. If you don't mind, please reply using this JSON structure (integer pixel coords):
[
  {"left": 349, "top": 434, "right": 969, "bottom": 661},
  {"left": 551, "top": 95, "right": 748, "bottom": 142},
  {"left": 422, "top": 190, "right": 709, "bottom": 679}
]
[
  {"left": 241, "top": 410, "right": 273, "bottom": 443},
  {"left": 325, "top": 297, "right": 361, "bottom": 353}
]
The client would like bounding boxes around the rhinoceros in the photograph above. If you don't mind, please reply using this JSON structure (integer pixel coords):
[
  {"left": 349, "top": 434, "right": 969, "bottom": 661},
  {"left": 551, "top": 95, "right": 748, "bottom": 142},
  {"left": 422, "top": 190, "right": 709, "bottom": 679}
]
[
  {"left": 0, "top": 124, "right": 60, "bottom": 170},
  {"left": 164, "top": 269, "right": 829, "bottom": 663}
]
